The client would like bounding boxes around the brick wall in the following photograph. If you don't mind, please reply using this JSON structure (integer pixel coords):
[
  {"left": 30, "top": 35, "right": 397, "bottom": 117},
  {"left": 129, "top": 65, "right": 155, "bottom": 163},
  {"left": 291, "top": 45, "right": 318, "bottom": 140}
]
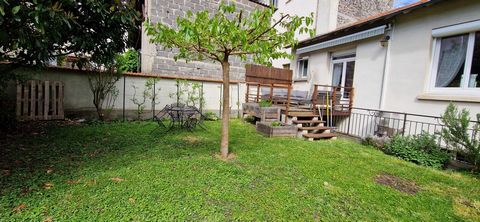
[
  {"left": 143, "top": 0, "right": 264, "bottom": 81},
  {"left": 337, "top": 0, "right": 394, "bottom": 27}
]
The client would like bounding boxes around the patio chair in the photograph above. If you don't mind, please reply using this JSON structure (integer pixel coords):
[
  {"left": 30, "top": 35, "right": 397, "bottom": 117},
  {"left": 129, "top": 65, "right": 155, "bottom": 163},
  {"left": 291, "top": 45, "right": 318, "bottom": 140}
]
[
  {"left": 151, "top": 104, "right": 172, "bottom": 133},
  {"left": 185, "top": 106, "right": 208, "bottom": 130}
]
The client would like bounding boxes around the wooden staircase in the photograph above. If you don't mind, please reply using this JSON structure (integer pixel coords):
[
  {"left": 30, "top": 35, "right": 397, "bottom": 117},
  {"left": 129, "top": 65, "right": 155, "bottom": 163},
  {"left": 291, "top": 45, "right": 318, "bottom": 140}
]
[{"left": 288, "top": 111, "right": 337, "bottom": 141}]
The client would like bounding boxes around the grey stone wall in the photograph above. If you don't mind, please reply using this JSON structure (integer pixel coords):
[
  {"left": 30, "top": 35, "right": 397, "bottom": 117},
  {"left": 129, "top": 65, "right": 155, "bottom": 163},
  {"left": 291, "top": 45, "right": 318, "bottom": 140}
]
[
  {"left": 145, "top": 0, "right": 264, "bottom": 81},
  {"left": 337, "top": 0, "right": 394, "bottom": 27}
]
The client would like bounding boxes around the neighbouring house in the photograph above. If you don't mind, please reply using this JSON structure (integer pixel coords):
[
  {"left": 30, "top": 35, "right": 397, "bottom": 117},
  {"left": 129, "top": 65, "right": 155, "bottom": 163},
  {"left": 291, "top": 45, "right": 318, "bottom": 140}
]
[
  {"left": 290, "top": 0, "right": 480, "bottom": 119},
  {"left": 140, "top": 0, "right": 393, "bottom": 80},
  {"left": 272, "top": 0, "right": 393, "bottom": 68},
  {"left": 140, "top": 0, "right": 269, "bottom": 81}
]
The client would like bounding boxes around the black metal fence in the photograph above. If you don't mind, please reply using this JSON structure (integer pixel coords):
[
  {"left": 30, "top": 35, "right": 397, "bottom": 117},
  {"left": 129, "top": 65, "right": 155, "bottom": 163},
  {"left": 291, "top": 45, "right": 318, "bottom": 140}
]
[{"left": 333, "top": 107, "right": 477, "bottom": 146}]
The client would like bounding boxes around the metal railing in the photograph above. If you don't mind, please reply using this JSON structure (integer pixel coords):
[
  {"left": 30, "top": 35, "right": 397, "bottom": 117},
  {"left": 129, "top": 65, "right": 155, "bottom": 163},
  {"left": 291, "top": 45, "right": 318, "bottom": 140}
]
[{"left": 333, "top": 107, "right": 478, "bottom": 146}]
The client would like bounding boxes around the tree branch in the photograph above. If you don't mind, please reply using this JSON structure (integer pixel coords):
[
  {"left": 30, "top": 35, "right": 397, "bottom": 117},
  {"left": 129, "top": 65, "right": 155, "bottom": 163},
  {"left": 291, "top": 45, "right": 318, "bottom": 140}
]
[{"left": 247, "top": 14, "right": 289, "bottom": 45}]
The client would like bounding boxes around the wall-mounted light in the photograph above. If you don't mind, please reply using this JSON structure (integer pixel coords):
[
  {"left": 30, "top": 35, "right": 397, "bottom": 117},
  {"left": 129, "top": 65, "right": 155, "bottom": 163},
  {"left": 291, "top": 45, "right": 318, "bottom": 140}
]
[{"left": 380, "top": 35, "right": 391, "bottom": 47}]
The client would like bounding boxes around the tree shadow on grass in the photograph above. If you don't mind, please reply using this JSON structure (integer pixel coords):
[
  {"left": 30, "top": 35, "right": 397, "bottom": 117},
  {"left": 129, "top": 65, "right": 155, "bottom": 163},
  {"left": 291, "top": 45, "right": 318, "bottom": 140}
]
[{"left": 0, "top": 121, "right": 222, "bottom": 196}]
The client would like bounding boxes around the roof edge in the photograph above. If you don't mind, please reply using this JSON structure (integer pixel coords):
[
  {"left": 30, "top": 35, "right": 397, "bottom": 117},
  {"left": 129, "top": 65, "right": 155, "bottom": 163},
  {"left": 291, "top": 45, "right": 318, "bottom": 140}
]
[{"left": 296, "top": 0, "right": 446, "bottom": 49}]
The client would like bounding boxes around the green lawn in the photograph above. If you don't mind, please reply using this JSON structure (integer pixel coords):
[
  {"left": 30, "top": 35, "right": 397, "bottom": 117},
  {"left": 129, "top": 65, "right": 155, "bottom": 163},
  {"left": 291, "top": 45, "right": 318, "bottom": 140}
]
[{"left": 0, "top": 120, "right": 479, "bottom": 221}]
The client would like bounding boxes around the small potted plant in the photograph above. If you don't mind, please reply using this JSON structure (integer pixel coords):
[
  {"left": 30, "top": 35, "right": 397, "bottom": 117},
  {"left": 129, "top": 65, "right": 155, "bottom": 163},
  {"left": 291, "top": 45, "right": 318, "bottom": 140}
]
[{"left": 256, "top": 121, "right": 297, "bottom": 137}]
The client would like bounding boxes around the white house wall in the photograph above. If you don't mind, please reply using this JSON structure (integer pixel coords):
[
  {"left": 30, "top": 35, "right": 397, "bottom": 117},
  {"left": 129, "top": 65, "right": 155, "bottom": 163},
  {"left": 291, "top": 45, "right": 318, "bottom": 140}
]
[
  {"left": 354, "top": 36, "right": 387, "bottom": 109},
  {"left": 384, "top": 0, "right": 480, "bottom": 117},
  {"left": 293, "top": 36, "right": 387, "bottom": 110}
]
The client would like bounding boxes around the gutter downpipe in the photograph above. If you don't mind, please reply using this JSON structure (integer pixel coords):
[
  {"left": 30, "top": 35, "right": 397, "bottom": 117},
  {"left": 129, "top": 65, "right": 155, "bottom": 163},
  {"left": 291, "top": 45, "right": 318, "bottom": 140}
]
[{"left": 379, "top": 23, "right": 395, "bottom": 110}]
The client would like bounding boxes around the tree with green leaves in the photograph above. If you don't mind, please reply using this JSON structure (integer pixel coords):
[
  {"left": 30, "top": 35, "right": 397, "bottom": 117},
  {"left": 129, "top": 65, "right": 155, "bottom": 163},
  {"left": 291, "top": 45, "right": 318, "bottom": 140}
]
[
  {"left": 0, "top": 0, "right": 141, "bottom": 73},
  {"left": 439, "top": 103, "right": 480, "bottom": 171},
  {"left": 117, "top": 49, "right": 140, "bottom": 72},
  {"left": 145, "top": 2, "right": 314, "bottom": 158},
  {"left": 1, "top": 0, "right": 141, "bottom": 122}
]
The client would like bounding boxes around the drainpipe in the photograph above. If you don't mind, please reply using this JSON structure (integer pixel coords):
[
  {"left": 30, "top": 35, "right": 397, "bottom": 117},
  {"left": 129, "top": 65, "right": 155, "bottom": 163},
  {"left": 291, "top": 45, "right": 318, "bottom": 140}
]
[{"left": 379, "top": 23, "right": 395, "bottom": 110}]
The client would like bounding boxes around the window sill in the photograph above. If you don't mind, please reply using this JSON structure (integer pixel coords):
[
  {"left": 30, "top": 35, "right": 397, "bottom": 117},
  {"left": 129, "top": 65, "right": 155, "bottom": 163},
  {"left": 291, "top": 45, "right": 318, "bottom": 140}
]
[{"left": 417, "top": 93, "right": 480, "bottom": 103}]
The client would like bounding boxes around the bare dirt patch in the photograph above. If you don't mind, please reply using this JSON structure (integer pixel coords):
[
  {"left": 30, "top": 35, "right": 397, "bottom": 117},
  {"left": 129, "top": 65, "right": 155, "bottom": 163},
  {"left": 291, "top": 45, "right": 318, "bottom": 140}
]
[
  {"left": 454, "top": 197, "right": 480, "bottom": 220},
  {"left": 183, "top": 136, "right": 202, "bottom": 144},
  {"left": 374, "top": 173, "right": 420, "bottom": 195},
  {"left": 214, "top": 153, "right": 237, "bottom": 162}
]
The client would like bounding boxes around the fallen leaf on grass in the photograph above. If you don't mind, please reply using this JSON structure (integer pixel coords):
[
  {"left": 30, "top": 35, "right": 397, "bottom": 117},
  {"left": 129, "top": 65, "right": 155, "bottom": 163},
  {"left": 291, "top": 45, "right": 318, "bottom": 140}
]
[
  {"left": 43, "top": 216, "right": 53, "bottom": 222},
  {"left": 128, "top": 197, "right": 135, "bottom": 203},
  {"left": 20, "top": 187, "right": 33, "bottom": 195},
  {"left": 66, "top": 180, "right": 80, "bottom": 185},
  {"left": 46, "top": 168, "right": 53, "bottom": 174},
  {"left": 110, "top": 177, "right": 125, "bottom": 182},
  {"left": 42, "top": 183, "right": 54, "bottom": 190},
  {"left": 13, "top": 203, "right": 26, "bottom": 213},
  {"left": 1, "top": 169, "right": 10, "bottom": 176},
  {"left": 87, "top": 179, "right": 97, "bottom": 185}
]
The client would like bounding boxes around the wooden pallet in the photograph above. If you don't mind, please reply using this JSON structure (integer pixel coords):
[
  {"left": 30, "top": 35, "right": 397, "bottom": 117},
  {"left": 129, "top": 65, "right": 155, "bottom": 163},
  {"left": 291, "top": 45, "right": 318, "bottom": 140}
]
[{"left": 16, "top": 80, "right": 65, "bottom": 121}]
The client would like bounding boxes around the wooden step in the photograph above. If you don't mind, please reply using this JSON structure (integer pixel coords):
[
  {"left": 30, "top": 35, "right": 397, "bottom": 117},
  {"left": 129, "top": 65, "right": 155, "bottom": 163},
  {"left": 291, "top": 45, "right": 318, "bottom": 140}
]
[
  {"left": 302, "top": 133, "right": 337, "bottom": 139},
  {"left": 298, "top": 126, "right": 332, "bottom": 131},
  {"left": 292, "top": 120, "right": 325, "bottom": 124},
  {"left": 287, "top": 113, "right": 320, "bottom": 117}
]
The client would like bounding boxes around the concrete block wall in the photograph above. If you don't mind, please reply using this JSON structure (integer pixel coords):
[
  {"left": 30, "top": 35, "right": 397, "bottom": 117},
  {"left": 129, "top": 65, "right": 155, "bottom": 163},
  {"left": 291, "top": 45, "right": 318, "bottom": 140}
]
[
  {"left": 337, "top": 0, "right": 394, "bottom": 27},
  {"left": 142, "top": 0, "right": 264, "bottom": 81}
]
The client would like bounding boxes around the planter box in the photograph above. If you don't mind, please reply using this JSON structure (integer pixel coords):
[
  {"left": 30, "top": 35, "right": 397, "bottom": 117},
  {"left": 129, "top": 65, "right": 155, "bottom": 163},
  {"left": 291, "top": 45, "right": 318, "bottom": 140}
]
[
  {"left": 242, "top": 103, "right": 280, "bottom": 122},
  {"left": 256, "top": 121, "right": 297, "bottom": 137}
]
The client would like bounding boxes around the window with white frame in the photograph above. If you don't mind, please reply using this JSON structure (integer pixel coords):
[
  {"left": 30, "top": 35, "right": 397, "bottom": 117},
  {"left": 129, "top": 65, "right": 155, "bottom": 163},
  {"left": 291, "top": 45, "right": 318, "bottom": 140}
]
[
  {"left": 431, "top": 26, "right": 480, "bottom": 90},
  {"left": 297, "top": 58, "right": 308, "bottom": 79}
]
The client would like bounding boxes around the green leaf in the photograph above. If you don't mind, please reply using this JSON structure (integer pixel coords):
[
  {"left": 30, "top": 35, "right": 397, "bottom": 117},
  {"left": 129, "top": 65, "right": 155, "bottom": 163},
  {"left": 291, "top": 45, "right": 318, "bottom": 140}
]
[{"left": 12, "top": 5, "right": 20, "bottom": 15}]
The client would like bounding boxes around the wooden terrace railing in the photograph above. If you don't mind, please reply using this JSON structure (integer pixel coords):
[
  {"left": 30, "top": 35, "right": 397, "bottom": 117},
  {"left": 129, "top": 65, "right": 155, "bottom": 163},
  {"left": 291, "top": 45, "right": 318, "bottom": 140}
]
[
  {"left": 312, "top": 84, "right": 354, "bottom": 115},
  {"left": 245, "top": 82, "right": 292, "bottom": 122}
]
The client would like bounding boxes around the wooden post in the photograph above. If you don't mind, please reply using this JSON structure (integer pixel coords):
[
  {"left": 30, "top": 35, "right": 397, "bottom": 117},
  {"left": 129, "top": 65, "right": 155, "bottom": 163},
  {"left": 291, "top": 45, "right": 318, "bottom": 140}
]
[
  {"left": 52, "top": 82, "right": 57, "bottom": 119},
  {"left": 269, "top": 83, "right": 273, "bottom": 102},
  {"left": 349, "top": 88, "right": 354, "bottom": 114},
  {"left": 16, "top": 83, "right": 22, "bottom": 120},
  {"left": 256, "top": 83, "right": 260, "bottom": 102},
  {"left": 37, "top": 81, "right": 43, "bottom": 119},
  {"left": 30, "top": 80, "right": 36, "bottom": 119},
  {"left": 245, "top": 83, "right": 250, "bottom": 103},
  {"left": 332, "top": 87, "right": 337, "bottom": 115},
  {"left": 22, "top": 82, "right": 28, "bottom": 118},
  {"left": 44, "top": 81, "right": 49, "bottom": 120},
  {"left": 312, "top": 85, "right": 318, "bottom": 112},
  {"left": 285, "top": 84, "right": 292, "bottom": 123}
]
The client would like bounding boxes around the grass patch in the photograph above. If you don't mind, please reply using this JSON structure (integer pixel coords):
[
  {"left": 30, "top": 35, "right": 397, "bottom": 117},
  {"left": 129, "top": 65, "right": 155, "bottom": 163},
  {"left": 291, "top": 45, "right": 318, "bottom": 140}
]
[{"left": 0, "top": 120, "right": 479, "bottom": 221}]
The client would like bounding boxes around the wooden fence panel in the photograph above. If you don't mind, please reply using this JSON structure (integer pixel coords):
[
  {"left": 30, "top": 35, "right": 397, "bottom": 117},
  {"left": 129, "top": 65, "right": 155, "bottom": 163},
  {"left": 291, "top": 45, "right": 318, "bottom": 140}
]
[
  {"left": 16, "top": 80, "right": 64, "bottom": 121},
  {"left": 245, "top": 64, "right": 292, "bottom": 85}
]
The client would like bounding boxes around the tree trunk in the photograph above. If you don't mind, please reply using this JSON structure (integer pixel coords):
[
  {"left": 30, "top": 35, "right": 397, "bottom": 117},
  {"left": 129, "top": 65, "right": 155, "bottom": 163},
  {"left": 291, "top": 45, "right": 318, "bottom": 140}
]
[{"left": 220, "top": 61, "right": 230, "bottom": 158}]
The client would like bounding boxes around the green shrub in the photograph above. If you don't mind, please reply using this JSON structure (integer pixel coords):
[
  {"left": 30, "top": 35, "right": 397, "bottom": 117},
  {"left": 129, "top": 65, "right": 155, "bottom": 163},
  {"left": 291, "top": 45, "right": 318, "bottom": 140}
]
[
  {"left": 271, "top": 121, "right": 282, "bottom": 127},
  {"left": 439, "top": 103, "right": 480, "bottom": 171},
  {"left": 259, "top": 100, "right": 272, "bottom": 107},
  {"left": 244, "top": 115, "right": 255, "bottom": 123},
  {"left": 116, "top": 49, "right": 139, "bottom": 72},
  {"left": 203, "top": 112, "right": 219, "bottom": 121},
  {"left": 384, "top": 133, "right": 450, "bottom": 168},
  {"left": 361, "top": 136, "right": 389, "bottom": 149}
]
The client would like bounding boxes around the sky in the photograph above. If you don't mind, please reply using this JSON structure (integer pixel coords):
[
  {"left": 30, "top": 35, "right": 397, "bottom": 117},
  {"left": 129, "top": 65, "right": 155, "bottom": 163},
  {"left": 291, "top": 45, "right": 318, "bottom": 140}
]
[{"left": 394, "top": 0, "right": 420, "bottom": 8}]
